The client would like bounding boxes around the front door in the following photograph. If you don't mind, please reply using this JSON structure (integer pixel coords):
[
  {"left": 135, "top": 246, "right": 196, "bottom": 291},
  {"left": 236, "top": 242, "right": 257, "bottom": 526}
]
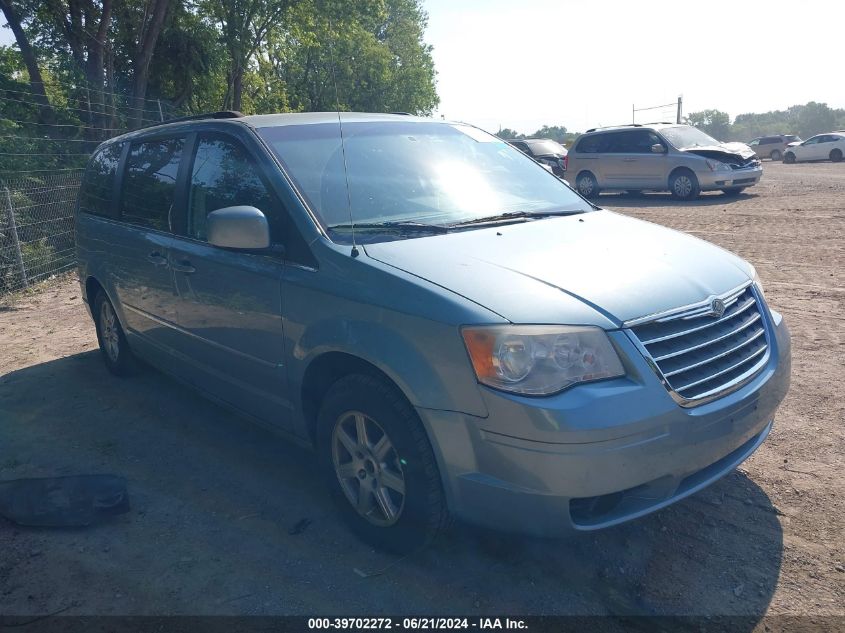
[{"left": 168, "top": 133, "right": 291, "bottom": 427}]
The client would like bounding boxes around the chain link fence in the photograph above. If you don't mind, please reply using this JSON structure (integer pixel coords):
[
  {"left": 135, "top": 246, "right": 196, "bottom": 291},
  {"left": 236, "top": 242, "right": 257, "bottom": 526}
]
[{"left": 0, "top": 170, "right": 83, "bottom": 295}]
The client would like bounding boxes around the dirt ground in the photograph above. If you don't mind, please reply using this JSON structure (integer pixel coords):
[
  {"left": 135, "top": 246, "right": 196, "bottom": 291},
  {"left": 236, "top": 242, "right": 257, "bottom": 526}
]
[{"left": 0, "top": 161, "right": 843, "bottom": 624}]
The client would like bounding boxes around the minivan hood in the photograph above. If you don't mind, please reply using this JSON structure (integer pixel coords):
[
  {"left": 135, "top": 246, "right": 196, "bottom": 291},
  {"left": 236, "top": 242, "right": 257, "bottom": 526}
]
[
  {"left": 680, "top": 142, "right": 757, "bottom": 162},
  {"left": 364, "top": 211, "right": 752, "bottom": 326}
]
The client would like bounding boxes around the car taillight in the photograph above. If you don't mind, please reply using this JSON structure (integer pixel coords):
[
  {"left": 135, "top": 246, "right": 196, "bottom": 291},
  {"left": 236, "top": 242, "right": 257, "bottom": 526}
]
[{"left": 563, "top": 155, "right": 569, "bottom": 171}]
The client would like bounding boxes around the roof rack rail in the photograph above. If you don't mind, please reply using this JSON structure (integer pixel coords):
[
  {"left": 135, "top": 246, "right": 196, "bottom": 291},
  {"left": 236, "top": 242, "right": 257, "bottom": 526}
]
[
  {"left": 585, "top": 123, "right": 641, "bottom": 133},
  {"left": 137, "top": 110, "right": 245, "bottom": 130},
  {"left": 389, "top": 111, "right": 413, "bottom": 116}
]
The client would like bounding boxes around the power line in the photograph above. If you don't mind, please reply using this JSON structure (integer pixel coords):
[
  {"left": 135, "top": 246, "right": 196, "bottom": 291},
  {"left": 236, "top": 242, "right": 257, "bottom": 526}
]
[
  {"left": 0, "top": 135, "right": 102, "bottom": 143},
  {"left": 0, "top": 93, "right": 161, "bottom": 122},
  {"left": 0, "top": 151, "right": 91, "bottom": 156},
  {"left": 0, "top": 167, "right": 85, "bottom": 173},
  {"left": 0, "top": 85, "right": 162, "bottom": 116},
  {"left": 0, "top": 118, "right": 125, "bottom": 132},
  {"left": 21, "top": 77, "right": 169, "bottom": 105}
]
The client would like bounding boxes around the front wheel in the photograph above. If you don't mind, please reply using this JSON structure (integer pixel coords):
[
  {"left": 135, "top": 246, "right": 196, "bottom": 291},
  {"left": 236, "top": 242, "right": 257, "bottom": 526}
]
[
  {"left": 784, "top": 152, "right": 796, "bottom": 164},
  {"left": 317, "top": 374, "right": 449, "bottom": 553},
  {"left": 669, "top": 170, "right": 700, "bottom": 200},
  {"left": 770, "top": 149, "right": 782, "bottom": 161},
  {"left": 93, "top": 291, "right": 136, "bottom": 376},
  {"left": 831, "top": 149, "right": 843, "bottom": 163}
]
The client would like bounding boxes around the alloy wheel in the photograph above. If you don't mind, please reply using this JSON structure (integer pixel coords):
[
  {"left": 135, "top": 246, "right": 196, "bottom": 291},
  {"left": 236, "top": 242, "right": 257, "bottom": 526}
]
[
  {"left": 331, "top": 411, "right": 406, "bottom": 526},
  {"left": 100, "top": 300, "right": 120, "bottom": 362}
]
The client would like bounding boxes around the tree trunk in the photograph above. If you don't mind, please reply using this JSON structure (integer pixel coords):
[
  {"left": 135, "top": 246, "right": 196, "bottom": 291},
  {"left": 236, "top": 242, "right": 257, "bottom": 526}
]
[
  {"left": 82, "top": 0, "right": 113, "bottom": 141},
  {"left": 130, "top": 0, "right": 171, "bottom": 128},
  {"left": 231, "top": 64, "right": 244, "bottom": 112},
  {"left": 0, "top": 0, "right": 55, "bottom": 124}
]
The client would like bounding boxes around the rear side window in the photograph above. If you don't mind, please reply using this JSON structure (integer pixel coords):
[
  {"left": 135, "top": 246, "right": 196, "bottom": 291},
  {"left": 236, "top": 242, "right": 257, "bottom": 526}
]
[
  {"left": 79, "top": 143, "right": 122, "bottom": 217},
  {"left": 188, "top": 135, "right": 278, "bottom": 241},
  {"left": 575, "top": 134, "right": 607, "bottom": 153},
  {"left": 760, "top": 136, "right": 779, "bottom": 144},
  {"left": 120, "top": 137, "right": 185, "bottom": 231}
]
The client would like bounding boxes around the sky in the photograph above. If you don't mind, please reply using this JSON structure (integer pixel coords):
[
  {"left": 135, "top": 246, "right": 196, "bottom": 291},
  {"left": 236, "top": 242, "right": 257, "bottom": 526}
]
[
  {"left": 2, "top": 0, "right": 843, "bottom": 136},
  {"left": 422, "top": 0, "right": 845, "bottom": 135}
]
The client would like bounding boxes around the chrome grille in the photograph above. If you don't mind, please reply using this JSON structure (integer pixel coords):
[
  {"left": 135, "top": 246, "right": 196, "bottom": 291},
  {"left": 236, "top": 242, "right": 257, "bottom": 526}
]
[{"left": 628, "top": 284, "right": 769, "bottom": 405}]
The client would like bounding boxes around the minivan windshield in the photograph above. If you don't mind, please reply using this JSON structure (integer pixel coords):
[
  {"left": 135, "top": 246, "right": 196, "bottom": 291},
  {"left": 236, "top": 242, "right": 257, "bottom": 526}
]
[
  {"left": 660, "top": 126, "right": 722, "bottom": 149},
  {"left": 258, "top": 120, "right": 590, "bottom": 242}
]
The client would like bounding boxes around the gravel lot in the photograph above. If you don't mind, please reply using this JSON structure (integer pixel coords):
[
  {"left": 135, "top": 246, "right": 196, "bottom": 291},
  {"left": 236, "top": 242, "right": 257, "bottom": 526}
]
[{"left": 1, "top": 161, "right": 843, "bottom": 624}]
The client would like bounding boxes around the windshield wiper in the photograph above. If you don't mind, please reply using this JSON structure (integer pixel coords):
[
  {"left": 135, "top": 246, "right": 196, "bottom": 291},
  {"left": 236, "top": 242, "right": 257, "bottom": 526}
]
[
  {"left": 328, "top": 221, "right": 450, "bottom": 234},
  {"left": 449, "top": 209, "right": 586, "bottom": 228}
]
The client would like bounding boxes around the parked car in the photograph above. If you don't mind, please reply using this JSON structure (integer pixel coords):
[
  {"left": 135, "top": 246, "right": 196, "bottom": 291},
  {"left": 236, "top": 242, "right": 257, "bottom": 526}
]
[
  {"left": 748, "top": 134, "right": 801, "bottom": 161},
  {"left": 783, "top": 132, "right": 845, "bottom": 163},
  {"left": 507, "top": 138, "right": 568, "bottom": 176},
  {"left": 565, "top": 123, "right": 762, "bottom": 200},
  {"left": 76, "top": 112, "right": 790, "bottom": 552}
]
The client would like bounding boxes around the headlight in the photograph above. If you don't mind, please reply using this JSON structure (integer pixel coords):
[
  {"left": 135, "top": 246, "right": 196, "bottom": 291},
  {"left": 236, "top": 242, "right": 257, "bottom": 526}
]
[
  {"left": 705, "top": 159, "right": 732, "bottom": 171},
  {"left": 461, "top": 325, "right": 625, "bottom": 395}
]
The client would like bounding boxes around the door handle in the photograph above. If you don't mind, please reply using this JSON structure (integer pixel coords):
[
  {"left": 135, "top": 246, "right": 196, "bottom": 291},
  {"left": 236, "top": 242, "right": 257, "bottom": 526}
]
[
  {"left": 147, "top": 252, "right": 168, "bottom": 266},
  {"left": 622, "top": 158, "right": 637, "bottom": 162},
  {"left": 171, "top": 259, "right": 196, "bottom": 274}
]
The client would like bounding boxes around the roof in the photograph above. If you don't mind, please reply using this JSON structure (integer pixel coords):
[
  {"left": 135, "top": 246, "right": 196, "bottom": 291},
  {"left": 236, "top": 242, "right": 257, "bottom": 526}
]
[
  {"left": 584, "top": 122, "right": 680, "bottom": 134},
  {"left": 101, "top": 111, "right": 435, "bottom": 147},
  {"left": 244, "top": 111, "right": 431, "bottom": 128}
]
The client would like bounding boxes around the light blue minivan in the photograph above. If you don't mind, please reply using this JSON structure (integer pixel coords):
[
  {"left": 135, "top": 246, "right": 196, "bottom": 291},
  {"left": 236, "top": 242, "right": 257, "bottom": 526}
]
[{"left": 75, "top": 112, "right": 791, "bottom": 552}]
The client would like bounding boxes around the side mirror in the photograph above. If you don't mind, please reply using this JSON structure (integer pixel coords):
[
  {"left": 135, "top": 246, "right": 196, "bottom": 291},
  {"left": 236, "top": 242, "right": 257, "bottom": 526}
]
[
  {"left": 651, "top": 143, "right": 666, "bottom": 154},
  {"left": 206, "top": 206, "right": 270, "bottom": 250}
]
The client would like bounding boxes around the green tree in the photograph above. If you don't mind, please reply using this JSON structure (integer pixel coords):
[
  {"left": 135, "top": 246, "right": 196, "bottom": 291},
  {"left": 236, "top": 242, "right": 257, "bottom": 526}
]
[
  {"left": 530, "top": 124, "right": 567, "bottom": 144},
  {"left": 496, "top": 127, "right": 522, "bottom": 139},
  {"left": 686, "top": 109, "right": 731, "bottom": 140}
]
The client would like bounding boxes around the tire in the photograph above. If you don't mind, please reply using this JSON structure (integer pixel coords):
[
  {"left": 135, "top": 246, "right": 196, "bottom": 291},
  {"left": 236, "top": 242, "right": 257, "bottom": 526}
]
[
  {"left": 669, "top": 169, "right": 700, "bottom": 200},
  {"left": 721, "top": 187, "right": 746, "bottom": 197},
  {"left": 316, "top": 374, "right": 449, "bottom": 553},
  {"left": 93, "top": 290, "right": 136, "bottom": 376},
  {"left": 575, "top": 171, "right": 600, "bottom": 198},
  {"left": 770, "top": 149, "right": 782, "bottom": 161},
  {"left": 784, "top": 152, "right": 796, "bottom": 164},
  {"left": 831, "top": 149, "right": 843, "bottom": 163}
]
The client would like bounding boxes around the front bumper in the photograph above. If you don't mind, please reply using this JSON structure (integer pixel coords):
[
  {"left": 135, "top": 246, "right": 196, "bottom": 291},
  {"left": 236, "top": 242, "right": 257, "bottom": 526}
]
[
  {"left": 698, "top": 164, "right": 763, "bottom": 190},
  {"left": 417, "top": 310, "right": 790, "bottom": 536}
]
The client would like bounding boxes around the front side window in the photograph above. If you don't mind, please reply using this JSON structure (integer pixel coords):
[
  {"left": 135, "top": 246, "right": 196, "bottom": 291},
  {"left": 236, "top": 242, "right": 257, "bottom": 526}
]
[
  {"left": 258, "top": 120, "right": 590, "bottom": 243},
  {"left": 120, "top": 137, "right": 184, "bottom": 231},
  {"left": 79, "top": 143, "right": 122, "bottom": 217},
  {"left": 188, "top": 135, "right": 277, "bottom": 241}
]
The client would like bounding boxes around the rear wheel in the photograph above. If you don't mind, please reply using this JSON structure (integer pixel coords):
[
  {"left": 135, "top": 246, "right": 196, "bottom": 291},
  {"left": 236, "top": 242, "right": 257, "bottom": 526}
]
[
  {"left": 93, "top": 291, "right": 135, "bottom": 376},
  {"left": 784, "top": 152, "right": 796, "bottom": 164},
  {"left": 769, "top": 149, "right": 782, "bottom": 161},
  {"left": 669, "top": 169, "right": 700, "bottom": 200},
  {"left": 721, "top": 187, "right": 746, "bottom": 197},
  {"left": 317, "top": 374, "right": 449, "bottom": 553},
  {"left": 575, "top": 171, "right": 600, "bottom": 198},
  {"left": 831, "top": 148, "right": 843, "bottom": 163}
]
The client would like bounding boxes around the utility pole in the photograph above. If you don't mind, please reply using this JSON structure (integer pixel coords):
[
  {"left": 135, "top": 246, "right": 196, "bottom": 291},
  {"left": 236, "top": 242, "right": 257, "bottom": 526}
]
[{"left": 677, "top": 96, "right": 683, "bottom": 124}]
